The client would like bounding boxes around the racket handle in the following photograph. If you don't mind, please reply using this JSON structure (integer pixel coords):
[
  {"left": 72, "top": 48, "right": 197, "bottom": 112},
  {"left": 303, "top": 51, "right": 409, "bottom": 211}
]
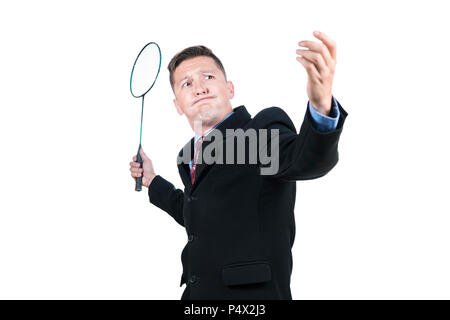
[{"left": 135, "top": 145, "right": 143, "bottom": 192}]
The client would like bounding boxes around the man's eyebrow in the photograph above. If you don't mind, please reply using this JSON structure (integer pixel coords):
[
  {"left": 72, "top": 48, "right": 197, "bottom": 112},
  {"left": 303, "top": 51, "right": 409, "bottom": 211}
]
[
  {"left": 177, "top": 70, "right": 216, "bottom": 85},
  {"left": 199, "top": 70, "right": 216, "bottom": 74}
]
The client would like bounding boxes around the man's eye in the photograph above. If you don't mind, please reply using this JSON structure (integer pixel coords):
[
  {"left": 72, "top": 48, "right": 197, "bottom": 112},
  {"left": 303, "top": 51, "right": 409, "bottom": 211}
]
[
  {"left": 182, "top": 82, "right": 190, "bottom": 87},
  {"left": 206, "top": 75, "right": 214, "bottom": 79}
]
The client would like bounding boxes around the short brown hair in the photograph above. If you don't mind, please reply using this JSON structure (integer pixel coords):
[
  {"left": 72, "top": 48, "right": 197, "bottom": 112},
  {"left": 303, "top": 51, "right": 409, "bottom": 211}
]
[{"left": 167, "top": 45, "right": 227, "bottom": 91}]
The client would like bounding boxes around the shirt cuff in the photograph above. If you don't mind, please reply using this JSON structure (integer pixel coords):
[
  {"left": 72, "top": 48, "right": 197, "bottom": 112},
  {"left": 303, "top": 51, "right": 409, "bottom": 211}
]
[{"left": 308, "top": 96, "right": 340, "bottom": 132}]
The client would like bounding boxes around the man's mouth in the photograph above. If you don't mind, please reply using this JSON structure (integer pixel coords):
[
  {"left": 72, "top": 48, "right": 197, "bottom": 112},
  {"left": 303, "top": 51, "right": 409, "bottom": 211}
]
[{"left": 194, "top": 96, "right": 214, "bottom": 105}]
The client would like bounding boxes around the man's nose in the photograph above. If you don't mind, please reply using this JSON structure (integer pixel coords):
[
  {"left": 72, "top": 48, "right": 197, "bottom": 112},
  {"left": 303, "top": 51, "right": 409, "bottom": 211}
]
[{"left": 194, "top": 81, "right": 208, "bottom": 95}]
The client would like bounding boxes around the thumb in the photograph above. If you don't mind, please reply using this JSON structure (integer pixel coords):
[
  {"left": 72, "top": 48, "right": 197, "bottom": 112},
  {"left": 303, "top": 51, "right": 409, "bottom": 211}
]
[{"left": 139, "top": 147, "right": 147, "bottom": 158}]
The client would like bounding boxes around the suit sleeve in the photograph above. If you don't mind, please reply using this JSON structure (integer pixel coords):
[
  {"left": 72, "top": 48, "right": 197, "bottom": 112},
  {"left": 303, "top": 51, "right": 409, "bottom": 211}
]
[
  {"left": 308, "top": 96, "right": 340, "bottom": 132},
  {"left": 256, "top": 97, "right": 348, "bottom": 181},
  {"left": 147, "top": 175, "right": 185, "bottom": 227}
]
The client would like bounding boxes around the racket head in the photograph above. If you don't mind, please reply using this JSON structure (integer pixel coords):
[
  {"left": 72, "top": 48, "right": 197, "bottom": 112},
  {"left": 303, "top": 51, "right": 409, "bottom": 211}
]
[{"left": 130, "top": 42, "right": 162, "bottom": 98}]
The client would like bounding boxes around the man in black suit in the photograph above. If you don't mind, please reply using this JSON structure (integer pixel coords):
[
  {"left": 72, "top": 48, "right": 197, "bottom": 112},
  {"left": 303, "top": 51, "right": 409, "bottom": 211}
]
[{"left": 130, "top": 31, "right": 348, "bottom": 299}]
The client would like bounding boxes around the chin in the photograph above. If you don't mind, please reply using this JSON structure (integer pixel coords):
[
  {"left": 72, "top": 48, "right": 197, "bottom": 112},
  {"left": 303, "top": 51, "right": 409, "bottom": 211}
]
[{"left": 197, "top": 103, "right": 216, "bottom": 117}]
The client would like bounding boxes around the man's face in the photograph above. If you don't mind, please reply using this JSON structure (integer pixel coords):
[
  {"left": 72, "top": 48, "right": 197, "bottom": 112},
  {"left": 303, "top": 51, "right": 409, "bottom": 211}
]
[{"left": 172, "top": 56, "right": 234, "bottom": 134}]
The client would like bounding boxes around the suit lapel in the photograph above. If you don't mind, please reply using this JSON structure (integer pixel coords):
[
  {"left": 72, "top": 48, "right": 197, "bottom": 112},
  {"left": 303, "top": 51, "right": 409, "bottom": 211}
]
[
  {"left": 177, "top": 105, "right": 252, "bottom": 194},
  {"left": 177, "top": 137, "right": 194, "bottom": 193}
]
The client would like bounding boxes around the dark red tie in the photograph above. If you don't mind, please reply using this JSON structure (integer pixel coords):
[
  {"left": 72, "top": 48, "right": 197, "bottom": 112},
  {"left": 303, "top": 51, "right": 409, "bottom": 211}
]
[{"left": 191, "top": 136, "right": 204, "bottom": 184}]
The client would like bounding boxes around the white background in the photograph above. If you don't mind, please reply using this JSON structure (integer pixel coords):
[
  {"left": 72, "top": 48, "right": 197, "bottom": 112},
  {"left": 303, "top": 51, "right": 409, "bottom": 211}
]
[{"left": 1, "top": 0, "right": 449, "bottom": 299}]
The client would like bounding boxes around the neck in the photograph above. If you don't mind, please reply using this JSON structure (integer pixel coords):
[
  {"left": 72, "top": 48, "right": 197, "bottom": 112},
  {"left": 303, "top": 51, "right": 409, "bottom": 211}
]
[{"left": 192, "top": 109, "right": 233, "bottom": 136}]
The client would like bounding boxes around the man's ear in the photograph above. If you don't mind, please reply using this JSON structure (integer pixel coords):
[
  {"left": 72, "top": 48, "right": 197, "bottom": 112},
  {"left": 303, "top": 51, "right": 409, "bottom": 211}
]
[
  {"left": 173, "top": 98, "right": 184, "bottom": 115},
  {"left": 226, "top": 80, "right": 235, "bottom": 100}
]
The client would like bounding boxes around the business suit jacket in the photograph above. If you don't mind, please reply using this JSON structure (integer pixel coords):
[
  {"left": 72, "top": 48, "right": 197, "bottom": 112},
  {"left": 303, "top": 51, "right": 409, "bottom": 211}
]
[{"left": 148, "top": 101, "right": 348, "bottom": 299}]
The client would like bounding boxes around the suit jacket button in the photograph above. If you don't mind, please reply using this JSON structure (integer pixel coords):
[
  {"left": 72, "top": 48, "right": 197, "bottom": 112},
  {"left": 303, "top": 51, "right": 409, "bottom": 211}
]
[
  {"left": 187, "top": 196, "right": 198, "bottom": 203},
  {"left": 188, "top": 235, "right": 194, "bottom": 242},
  {"left": 189, "top": 275, "right": 197, "bottom": 284}
]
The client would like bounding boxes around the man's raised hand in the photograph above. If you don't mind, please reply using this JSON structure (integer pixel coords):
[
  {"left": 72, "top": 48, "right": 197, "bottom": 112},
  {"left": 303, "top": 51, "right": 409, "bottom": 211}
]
[{"left": 296, "top": 30, "right": 337, "bottom": 116}]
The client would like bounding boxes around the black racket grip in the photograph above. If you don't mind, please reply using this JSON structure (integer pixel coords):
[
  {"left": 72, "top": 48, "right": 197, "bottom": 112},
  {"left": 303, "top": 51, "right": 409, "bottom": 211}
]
[{"left": 135, "top": 146, "right": 143, "bottom": 192}]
